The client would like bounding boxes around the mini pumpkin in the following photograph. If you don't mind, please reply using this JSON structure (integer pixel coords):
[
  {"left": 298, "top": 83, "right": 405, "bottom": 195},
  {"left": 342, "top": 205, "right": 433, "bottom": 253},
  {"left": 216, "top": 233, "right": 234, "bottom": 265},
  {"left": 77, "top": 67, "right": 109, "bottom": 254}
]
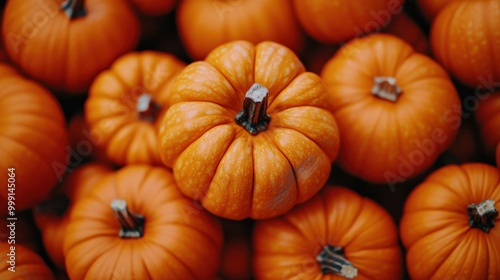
[
  {"left": 0, "top": 242, "right": 55, "bottom": 279},
  {"left": 293, "top": 0, "right": 404, "bottom": 44},
  {"left": 253, "top": 186, "right": 403, "bottom": 279},
  {"left": 33, "top": 162, "right": 114, "bottom": 268},
  {"left": 176, "top": 0, "right": 304, "bottom": 60},
  {"left": 158, "top": 40, "right": 340, "bottom": 220},
  {"left": 85, "top": 51, "right": 186, "bottom": 166},
  {"left": 63, "top": 165, "right": 224, "bottom": 279},
  {"left": 475, "top": 91, "right": 500, "bottom": 158},
  {"left": 1, "top": 0, "right": 140, "bottom": 95},
  {"left": 320, "top": 34, "right": 461, "bottom": 184},
  {"left": 400, "top": 163, "right": 500, "bottom": 279},
  {"left": 430, "top": 0, "right": 500, "bottom": 87},
  {"left": 0, "top": 63, "right": 68, "bottom": 214}
]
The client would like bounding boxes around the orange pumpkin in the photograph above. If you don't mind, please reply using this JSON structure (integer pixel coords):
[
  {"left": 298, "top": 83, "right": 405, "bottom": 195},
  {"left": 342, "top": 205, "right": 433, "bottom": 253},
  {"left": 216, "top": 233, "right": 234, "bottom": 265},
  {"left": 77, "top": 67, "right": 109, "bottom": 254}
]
[
  {"left": 158, "top": 40, "right": 340, "bottom": 220},
  {"left": 400, "top": 163, "right": 500, "bottom": 279},
  {"left": 383, "top": 12, "right": 429, "bottom": 54},
  {"left": 320, "top": 34, "right": 461, "bottom": 184},
  {"left": 85, "top": 51, "right": 186, "bottom": 166},
  {"left": 293, "top": 0, "right": 404, "bottom": 44},
  {"left": 33, "top": 162, "right": 114, "bottom": 268},
  {"left": 1, "top": 0, "right": 140, "bottom": 95},
  {"left": 0, "top": 63, "right": 68, "bottom": 214},
  {"left": 430, "top": 0, "right": 500, "bottom": 87},
  {"left": 0, "top": 242, "right": 55, "bottom": 279},
  {"left": 63, "top": 165, "right": 224, "bottom": 279},
  {"left": 475, "top": 91, "right": 500, "bottom": 158},
  {"left": 176, "top": 0, "right": 304, "bottom": 60},
  {"left": 129, "top": 0, "right": 176, "bottom": 16},
  {"left": 253, "top": 186, "right": 403, "bottom": 279}
]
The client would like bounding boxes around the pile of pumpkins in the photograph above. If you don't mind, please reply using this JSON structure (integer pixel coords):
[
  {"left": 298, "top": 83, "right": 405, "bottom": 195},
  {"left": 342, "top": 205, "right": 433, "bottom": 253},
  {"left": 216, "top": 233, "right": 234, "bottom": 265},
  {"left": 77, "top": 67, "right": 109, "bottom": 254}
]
[{"left": 0, "top": 0, "right": 499, "bottom": 279}]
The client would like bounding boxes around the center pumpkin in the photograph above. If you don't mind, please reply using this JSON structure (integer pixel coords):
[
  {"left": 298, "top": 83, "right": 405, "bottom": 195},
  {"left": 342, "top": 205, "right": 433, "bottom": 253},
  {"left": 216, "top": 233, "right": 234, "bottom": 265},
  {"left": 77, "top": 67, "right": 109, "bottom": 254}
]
[{"left": 158, "top": 40, "right": 340, "bottom": 220}]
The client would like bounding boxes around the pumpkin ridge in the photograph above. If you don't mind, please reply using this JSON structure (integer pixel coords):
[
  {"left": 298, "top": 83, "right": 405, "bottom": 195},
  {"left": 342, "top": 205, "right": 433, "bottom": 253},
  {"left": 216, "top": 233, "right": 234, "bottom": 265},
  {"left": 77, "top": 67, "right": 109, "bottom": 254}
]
[
  {"left": 152, "top": 222, "right": 223, "bottom": 253},
  {"left": 484, "top": 4, "right": 500, "bottom": 80},
  {"left": 268, "top": 130, "right": 300, "bottom": 204}
]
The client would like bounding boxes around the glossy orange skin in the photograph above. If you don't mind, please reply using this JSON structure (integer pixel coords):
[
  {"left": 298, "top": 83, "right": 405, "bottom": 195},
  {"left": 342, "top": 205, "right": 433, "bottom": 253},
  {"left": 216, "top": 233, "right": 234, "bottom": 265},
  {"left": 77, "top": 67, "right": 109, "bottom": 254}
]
[
  {"left": 430, "top": 0, "right": 500, "bottom": 87},
  {"left": 63, "top": 165, "right": 224, "bottom": 280},
  {"left": 1, "top": 0, "right": 140, "bottom": 95},
  {"left": 383, "top": 13, "right": 429, "bottom": 54},
  {"left": 475, "top": 92, "right": 500, "bottom": 157},
  {"left": 85, "top": 51, "right": 186, "bottom": 166},
  {"left": 293, "top": 0, "right": 404, "bottom": 44},
  {"left": 130, "top": 0, "right": 176, "bottom": 16},
  {"left": 0, "top": 242, "right": 55, "bottom": 279},
  {"left": 33, "top": 162, "right": 114, "bottom": 268},
  {"left": 158, "top": 41, "right": 340, "bottom": 220},
  {"left": 400, "top": 163, "right": 500, "bottom": 279},
  {"left": 321, "top": 34, "right": 461, "bottom": 184},
  {"left": 0, "top": 63, "right": 68, "bottom": 214},
  {"left": 176, "top": 0, "right": 304, "bottom": 60},
  {"left": 253, "top": 186, "right": 403, "bottom": 280}
]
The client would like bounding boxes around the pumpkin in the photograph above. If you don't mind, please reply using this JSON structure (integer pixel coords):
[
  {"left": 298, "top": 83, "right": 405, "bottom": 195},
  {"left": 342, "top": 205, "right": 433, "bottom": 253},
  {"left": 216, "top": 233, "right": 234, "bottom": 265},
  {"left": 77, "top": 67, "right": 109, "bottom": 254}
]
[
  {"left": 0, "top": 242, "right": 55, "bottom": 279},
  {"left": 158, "top": 40, "right": 340, "bottom": 220},
  {"left": 129, "top": 0, "right": 176, "bottom": 16},
  {"left": 63, "top": 165, "right": 223, "bottom": 279},
  {"left": 320, "top": 34, "right": 461, "bottom": 184},
  {"left": 85, "top": 51, "right": 186, "bottom": 166},
  {"left": 1, "top": 0, "right": 140, "bottom": 95},
  {"left": 475, "top": 91, "right": 500, "bottom": 158},
  {"left": 430, "top": 0, "right": 500, "bottom": 87},
  {"left": 383, "top": 12, "right": 429, "bottom": 54},
  {"left": 400, "top": 163, "right": 500, "bottom": 279},
  {"left": 0, "top": 63, "right": 68, "bottom": 214},
  {"left": 33, "top": 162, "right": 114, "bottom": 268},
  {"left": 176, "top": 0, "right": 304, "bottom": 60},
  {"left": 292, "top": 0, "right": 405, "bottom": 44},
  {"left": 253, "top": 186, "right": 403, "bottom": 279}
]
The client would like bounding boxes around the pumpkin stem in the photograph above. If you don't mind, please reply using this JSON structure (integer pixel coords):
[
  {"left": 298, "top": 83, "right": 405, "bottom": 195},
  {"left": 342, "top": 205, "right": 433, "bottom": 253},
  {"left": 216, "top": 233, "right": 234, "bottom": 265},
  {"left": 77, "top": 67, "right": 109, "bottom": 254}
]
[
  {"left": 371, "top": 76, "right": 402, "bottom": 102},
  {"left": 61, "top": 0, "right": 86, "bottom": 19},
  {"left": 34, "top": 194, "right": 71, "bottom": 217},
  {"left": 316, "top": 245, "right": 358, "bottom": 279},
  {"left": 467, "top": 199, "right": 498, "bottom": 232},
  {"left": 137, "top": 93, "right": 161, "bottom": 122},
  {"left": 235, "top": 83, "right": 271, "bottom": 135},
  {"left": 111, "top": 199, "right": 145, "bottom": 238}
]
